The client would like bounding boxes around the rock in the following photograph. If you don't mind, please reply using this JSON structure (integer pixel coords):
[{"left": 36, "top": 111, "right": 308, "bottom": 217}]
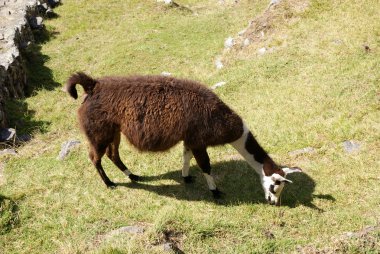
[
  {"left": 163, "top": 242, "right": 173, "bottom": 251},
  {"left": 211, "top": 81, "right": 226, "bottom": 90},
  {"left": 104, "top": 225, "right": 145, "bottom": 239},
  {"left": 342, "top": 140, "right": 361, "bottom": 153},
  {"left": 29, "top": 16, "right": 44, "bottom": 30},
  {"left": 258, "top": 47, "right": 267, "bottom": 55},
  {"left": 0, "top": 128, "right": 16, "bottom": 142},
  {"left": 270, "top": 0, "right": 281, "bottom": 5},
  {"left": 157, "top": 0, "right": 173, "bottom": 5},
  {"left": 215, "top": 58, "right": 224, "bottom": 70},
  {"left": 224, "top": 37, "right": 234, "bottom": 49},
  {"left": 57, "top": 140, "right": 81, "bottom": 160},
  {"left": 37, "top": 2, "right": 48, "bottom": 14},
  {"left": 289, "top": 147, "right": 316, "bottom": 156},
  {"left": 238, "top": 29, "right": 247, "bottom": 36},
  {"left": 111, "top": 225, "right": 145, "bottom": 234},
  {"left": 161, "top": 71, "right": 172, "bottom": 76},
  {"left": 0, "top": 149, "right": 17, "bottom": 156},
  {"left": 243, "top": 38, "right": 250, "bottom": 47}
]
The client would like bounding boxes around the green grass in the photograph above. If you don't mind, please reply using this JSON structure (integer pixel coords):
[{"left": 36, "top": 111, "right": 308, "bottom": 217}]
[{"left": 1, "top": 0, "right": 379, "bottom": 253}]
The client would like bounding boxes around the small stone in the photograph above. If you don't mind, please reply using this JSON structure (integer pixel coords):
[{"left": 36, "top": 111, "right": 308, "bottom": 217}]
[
  {"left": 58, "top": 140, "right": 81, "bottom": 160},
  {"left": 238, "top": 29, "right": 246, "bottom": 36},
  {"left": 224, "top": 37, "right": 234, "bottom": 49},
  {"left": 215, "top": 58, "right": 223, "bottom": 69},
  {"left": 211, "top": 81, "right": 226, "bottom": 90},
  {"left": 104, "top": 225, "right": 145, "bottom": 239},
  {"left": 243, "top": 38, "right": 250, "bottom": 46},
  {"left": 0, "top": 128, "right": 16, "bottom": 142},
  {"left": 288, "top": 147, "right": 316, "bottom": 156},
  {"left": 114, "top": 225, "right": 145, "bottom": 234},
  {"left": 156, "top": 0, "right": 172, "bottom": 4},
  {"left": 342, "top": 140, "right": 361, "bottom": 153},
  {"left": 161, "top": 71, "right": 171, "bottom": 76},
  {"left": 29, "top": 16, "right": 44, "bottom": 29},
  {"left": 269, "top": 0, "right": 280, "bottom": 6},
  {"left": 258, "top": 47, "right": 267, "bottom": 55},
  {"left": 0, "top": 149, "right": 17, "bottom": 156},
  {"left": 36, "top": 17, "right": 43, "bottom": 25},
  {"left": 163, "top": 242, "right": 173, "bottom": 251}
]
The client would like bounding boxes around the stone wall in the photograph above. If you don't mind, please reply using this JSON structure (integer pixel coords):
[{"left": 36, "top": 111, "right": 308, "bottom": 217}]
[{"left": 0, "top": 0, "right": 58, "bottom": 130}]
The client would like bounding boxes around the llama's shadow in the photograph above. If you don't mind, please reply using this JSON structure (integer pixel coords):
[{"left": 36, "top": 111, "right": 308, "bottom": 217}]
[{"left": 117, "top": 160, "right": 334, "bottom": 210}]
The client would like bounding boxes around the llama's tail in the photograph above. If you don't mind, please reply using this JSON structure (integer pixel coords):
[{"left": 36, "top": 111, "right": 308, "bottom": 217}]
[{"left": 65, "top": 72, "right": 97, "bottom": 99}]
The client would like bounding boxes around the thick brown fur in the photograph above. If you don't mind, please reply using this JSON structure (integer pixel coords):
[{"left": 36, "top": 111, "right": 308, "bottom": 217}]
[
  {"left": 67, "top": 73, "right": 244, "bottom": 151},
  {"left": 66, "top": 72, "right": 244, "bottom": 187}
]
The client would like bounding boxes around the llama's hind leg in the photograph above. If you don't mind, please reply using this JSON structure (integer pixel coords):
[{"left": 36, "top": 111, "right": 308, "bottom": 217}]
[
  {"left": 191, "top": 148, "right": 223, "bottom": 199},
  {"left": 106, "top": 132, "right": 140, "bottom": 182},
  {"left": 182, "top": 146, "right": 194, "bottom": 183},
  {"left": 89, "top": 145, "right": 116, "bottom": 188}
]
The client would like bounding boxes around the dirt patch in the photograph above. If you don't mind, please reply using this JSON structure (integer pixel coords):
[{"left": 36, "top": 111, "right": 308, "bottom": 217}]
[
  {"left": 296, "top": 225, "right": 380, "bottom": 253},
  {"left": 153, "top": 229, "right": 185, "bottom": 253},
  {"left": 220, "top": 0, "right": 310, "bottom": 64}
]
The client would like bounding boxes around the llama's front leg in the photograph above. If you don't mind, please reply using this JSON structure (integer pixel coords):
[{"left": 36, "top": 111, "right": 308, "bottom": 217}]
[
  {"left": 182, "top": 146, "right": 194, "bottom": 183},
  {"left": 192, "top": 148, "right": 223, "bottom": 199}
]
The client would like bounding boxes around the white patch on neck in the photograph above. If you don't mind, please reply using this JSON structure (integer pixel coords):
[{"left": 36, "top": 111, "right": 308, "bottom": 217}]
[{"left": 230, "top": 123, "right": 263, "bottom": 177}]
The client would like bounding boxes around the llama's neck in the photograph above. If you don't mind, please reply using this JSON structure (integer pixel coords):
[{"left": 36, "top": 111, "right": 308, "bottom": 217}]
[{"left": 230, "top": 124, "right": 275, "bottom": 177}]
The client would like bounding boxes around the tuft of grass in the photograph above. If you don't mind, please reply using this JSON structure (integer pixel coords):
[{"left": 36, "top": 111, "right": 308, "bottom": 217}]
[{"left": 1, "top": 0, "right": 379, "bottom": 253}]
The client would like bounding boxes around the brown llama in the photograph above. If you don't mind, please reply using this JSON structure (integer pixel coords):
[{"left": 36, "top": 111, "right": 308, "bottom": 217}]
[{"left": 65, "top": 72, "right": 302, "bottom": 205}]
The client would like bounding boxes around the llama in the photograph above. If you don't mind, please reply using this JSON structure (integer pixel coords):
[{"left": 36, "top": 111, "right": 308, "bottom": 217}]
[{"left": 65, "top": 72, "right": 302, "bottom": 205}]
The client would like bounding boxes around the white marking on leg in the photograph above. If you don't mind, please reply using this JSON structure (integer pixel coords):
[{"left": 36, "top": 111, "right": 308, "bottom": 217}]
[
  {"left": 122, "top": 169, "right": 131, "bottom": 176},
  {"left": 203, "top": 173, "right": 216, "bottom": 190},
  {"left": 182, "top": 147, "right": 193, "bottom": 177}
]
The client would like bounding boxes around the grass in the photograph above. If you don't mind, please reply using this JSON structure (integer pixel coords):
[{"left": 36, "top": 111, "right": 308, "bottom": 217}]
[{"left": 1, "top": 0, "right": 379, "bottom": 253}]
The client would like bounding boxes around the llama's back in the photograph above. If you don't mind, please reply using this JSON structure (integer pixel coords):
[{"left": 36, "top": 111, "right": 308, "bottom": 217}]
[{"left": 93, "top": 75, "right": 244, "bottom": 151}]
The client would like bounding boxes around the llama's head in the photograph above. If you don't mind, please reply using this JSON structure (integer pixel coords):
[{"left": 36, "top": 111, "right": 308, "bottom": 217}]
[{"left": 262, "top": 167, "right": 302, "bottom": 206}]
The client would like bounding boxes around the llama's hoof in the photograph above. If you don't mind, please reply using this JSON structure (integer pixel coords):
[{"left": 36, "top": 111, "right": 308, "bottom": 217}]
[
  {"left": 129, "top": 174, "right": 140, "bottom": 182},
  {"left": 107, "top": 182, "right": 117, "bottom": 189},
  {"left": 183, "top": 175, "right": 195, "bottom": 184},
  {"left": 211, "top": 188, "right": 224, "bottom": 199}
]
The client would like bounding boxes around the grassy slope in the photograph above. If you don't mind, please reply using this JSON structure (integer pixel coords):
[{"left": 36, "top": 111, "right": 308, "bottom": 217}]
[{"left": 1, "top": 0, "right": 379, "bottom": 253}]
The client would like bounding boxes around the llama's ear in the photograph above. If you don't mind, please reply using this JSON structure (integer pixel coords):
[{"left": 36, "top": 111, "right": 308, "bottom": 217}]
[
  {"left": 271, "top": 174, "right": 293, "bottom": 183},
  {"left": 282, "top": 167, "right": 302, "bottom": 175}
]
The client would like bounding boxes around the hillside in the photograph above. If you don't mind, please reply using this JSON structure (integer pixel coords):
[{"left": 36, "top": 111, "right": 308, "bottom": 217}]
[{"left": 1, "top": 0, "right": 379, "bottom": 253}]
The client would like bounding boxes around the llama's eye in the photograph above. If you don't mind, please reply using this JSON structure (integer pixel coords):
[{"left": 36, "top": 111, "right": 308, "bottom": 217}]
[{"left": 274, "top": 180, "right": 282, "bottom": 185}]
